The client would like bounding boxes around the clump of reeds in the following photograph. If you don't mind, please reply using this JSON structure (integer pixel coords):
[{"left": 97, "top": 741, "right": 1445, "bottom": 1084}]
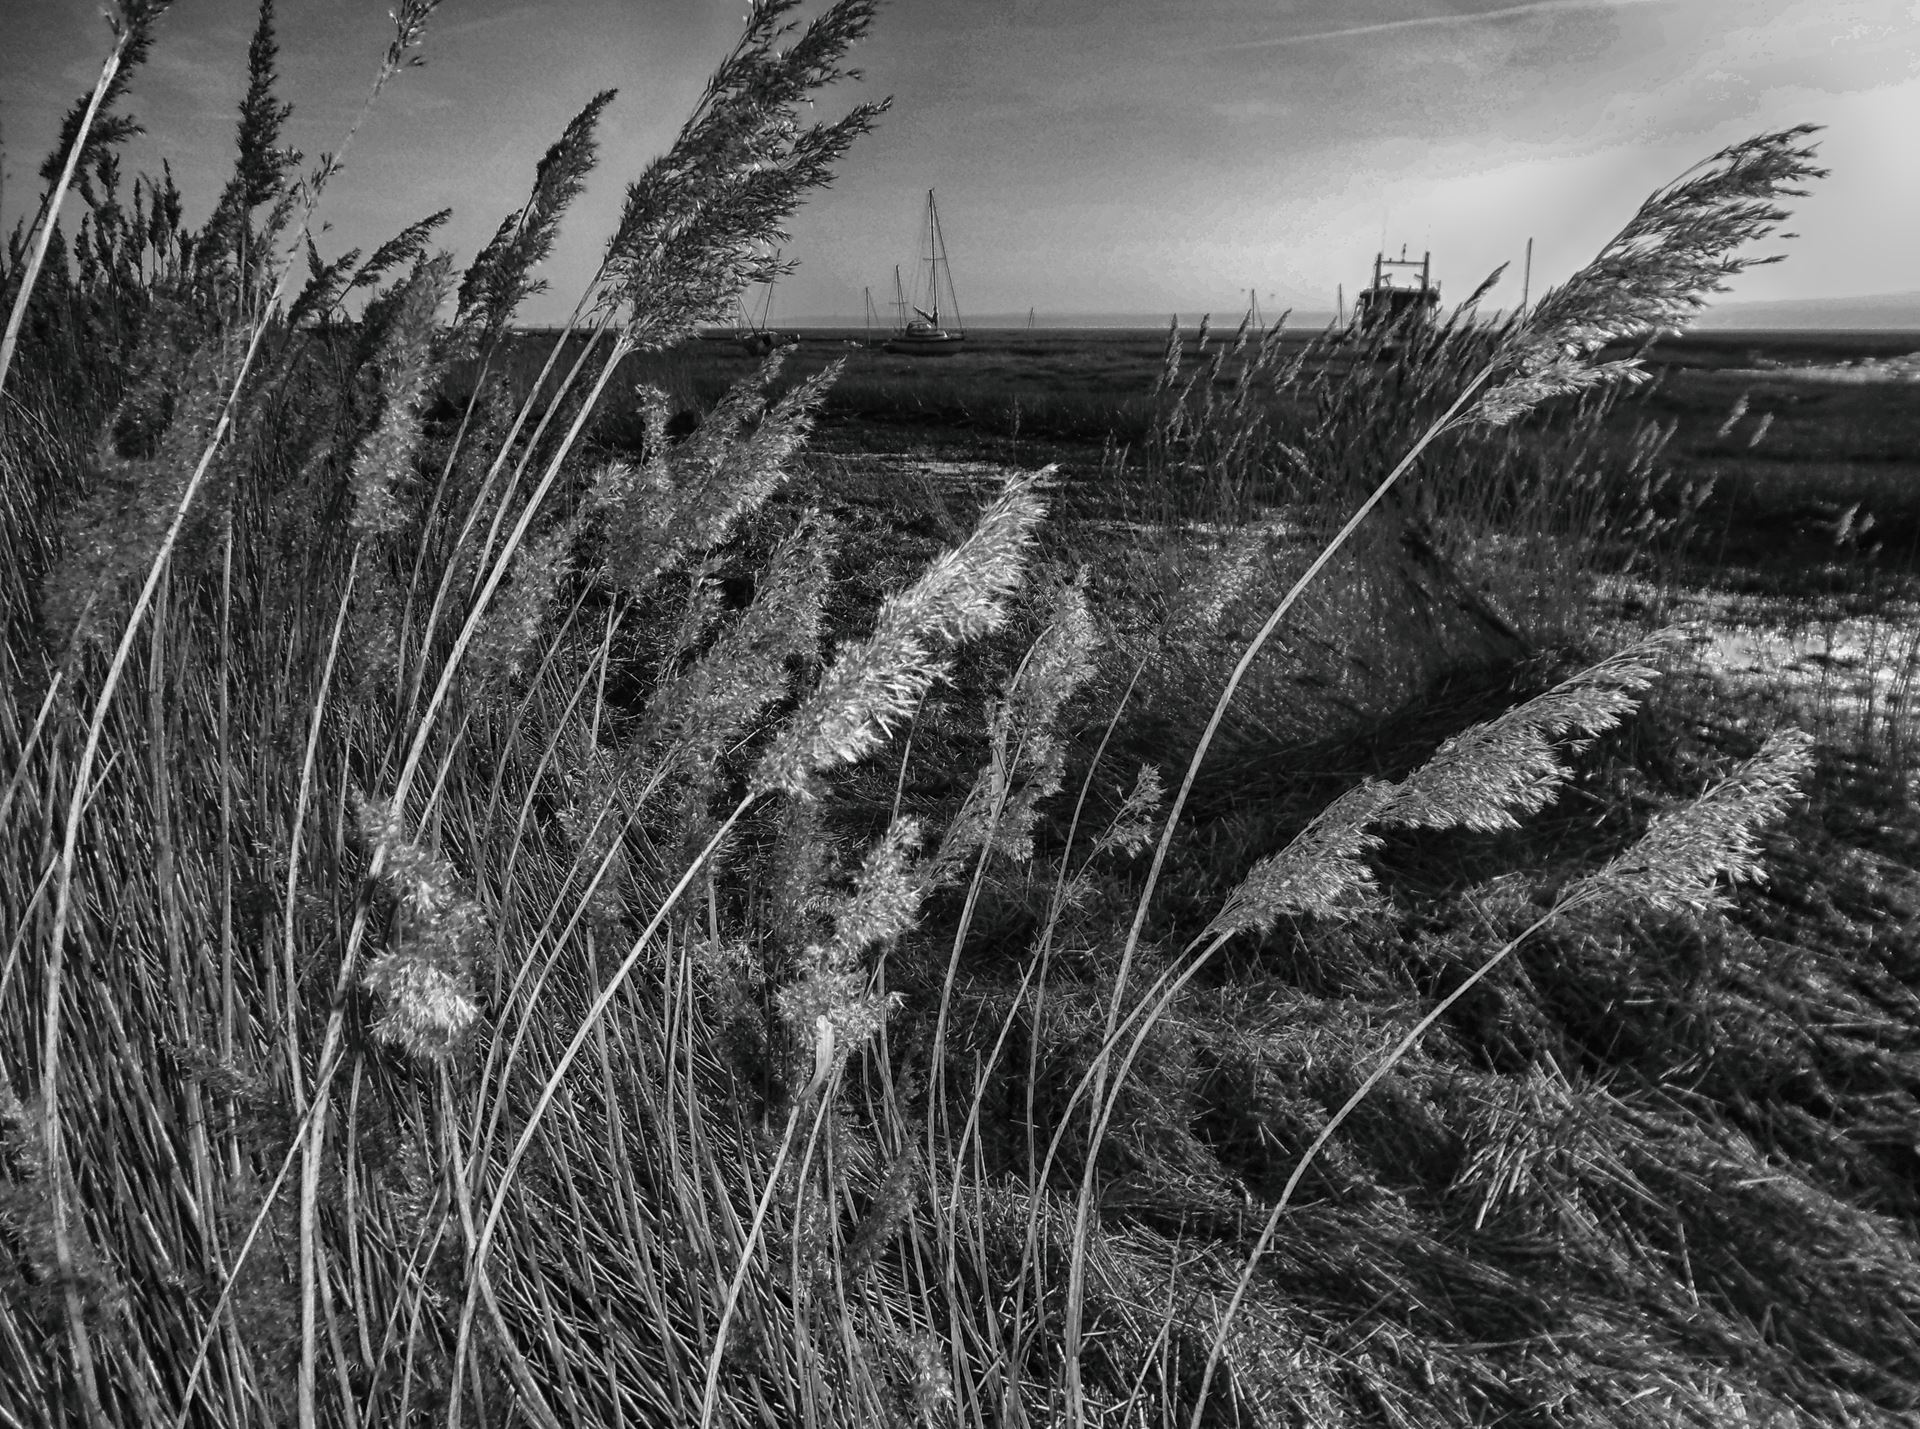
[{"left": 5, "top": 5, "right": 1917, "bottom": 1428}]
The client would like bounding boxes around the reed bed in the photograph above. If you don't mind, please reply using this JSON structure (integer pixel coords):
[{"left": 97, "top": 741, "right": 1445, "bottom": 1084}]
[{"left": 3, "top": 4, "right": 1916, "bottom": 1428}]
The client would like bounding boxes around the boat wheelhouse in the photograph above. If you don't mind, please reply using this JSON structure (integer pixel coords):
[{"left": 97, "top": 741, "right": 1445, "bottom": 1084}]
[{"left": 1353, "top": 247, "right": 1440, "bottom": 338}]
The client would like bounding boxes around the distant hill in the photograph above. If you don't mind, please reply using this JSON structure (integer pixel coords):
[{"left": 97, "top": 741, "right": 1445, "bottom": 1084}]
[{"left": 1695, "top": 291, "right": 1920, "bottom": 330}]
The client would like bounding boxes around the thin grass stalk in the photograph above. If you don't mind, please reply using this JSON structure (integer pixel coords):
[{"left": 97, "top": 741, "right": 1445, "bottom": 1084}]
[
  {"left": 284, "top": 555, "right": 365, "bottom": 1429},
  {"left": 459, "top": 684, "right": 686, "bottom": 1186},
  {"left": 0, "top": 27, "right": 133, "bottom": 399},
  {"left": 1182, "top": 894, "right": 1567, "bottom": 1427},
  {"left": 216, "top": 512, "right": 236, "bottom": 1074},
  {"left": 1021, "top": 659, "right": 1147, "bottom": 1189},
  {"left": 447, "top": 798, "right": 756, "bottom": 1428},
  {"left": 436, "top": 1068, "right": 566, "bottom": 1429},
  {"left": 0, "top": 669, "right": 66, "bottom": 834},
  {"left": 169, "top": 1034, "right": 345, "bottom": 1429},
  {"left": 924, "top": 721, "right": 1028, "bottom": 1166},
  {"left": 472, "top": 581, "right": 607, "bottom": 906},
  {"left": 463, "top": 316, "right": 611, "bottom": 587},
  {"left": 786, "top": 1063, "right": 843, "bottom": 1423},
  {"left": 700, "top": 1084, "right": 814, "bottom": 1427},
  {"left": 42, "top": 22, "right": 447, "bottom": 1409},
  {"left": 341, "top": 1063, "right": 375, "bottom": 1374},
  {"left": 396, "top": 247, "right": 607, "bottom": 658},
  {"left": 298, "top": 504, "right": 600, "bottom": 1288},
  {"left": 467, "top": 782, "right": 656, "bottom": 1183},
  {"left": 165, "top": 552, "right": 354, "bottom": 1425},
  {"left": 405, "top": 309, "right": 608, "bottom": 716},
  {"left": 393, "top": 336, "right": 630, "bottom": 816},
  {"left": 360, "top": 1181, "right": 453, "bottom": 1417},
  {"left": 1057, "top": 361, "right": 1496, "bottom": 1414},
  {"left": 38, "top": 318, "right": 282, "bottom": 1428}
]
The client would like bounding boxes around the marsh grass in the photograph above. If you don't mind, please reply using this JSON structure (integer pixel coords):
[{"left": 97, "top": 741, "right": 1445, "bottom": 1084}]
[{"left": 3, "top": 7, "right": 1916, "bottom": 1428}]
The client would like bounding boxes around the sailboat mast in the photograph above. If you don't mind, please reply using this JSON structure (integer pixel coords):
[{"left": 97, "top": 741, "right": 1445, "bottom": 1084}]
[
  {"left": 757, "top": 252, "right": 777, "bottom": 332},
  {"left": 926, "top": 189, "right": 961, "bottom": 334},
  {"left": 924, "top": 190, "right": 939, "bottom": 325}
]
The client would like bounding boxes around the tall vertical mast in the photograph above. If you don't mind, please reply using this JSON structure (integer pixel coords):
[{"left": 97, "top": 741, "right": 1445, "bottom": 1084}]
[
  {"left": 925, "top": 189, "right": 962, "bottom": 335},
  {"left": 924, "top": 190, "right": 937, "bottom": 324}
]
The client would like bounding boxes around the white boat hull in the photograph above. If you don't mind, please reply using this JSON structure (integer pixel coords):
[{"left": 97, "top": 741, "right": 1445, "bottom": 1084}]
[{"left": 883, "top": 330, "right": 965, "bottom": 355}]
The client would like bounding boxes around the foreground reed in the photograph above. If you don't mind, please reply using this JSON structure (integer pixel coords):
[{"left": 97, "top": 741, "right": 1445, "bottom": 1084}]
[{"left": 4, "top": 5, "right": 1915, "bottom": 1427}]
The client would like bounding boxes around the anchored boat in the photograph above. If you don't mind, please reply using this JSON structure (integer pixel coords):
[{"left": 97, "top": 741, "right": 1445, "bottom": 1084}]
[
  {"left": 1352, "top": 246, "right": 1440, "bottom": 339},
  {"left": 726, "top": 255, "right": 800, "bottom": 354},
  {"left": 884, "top": 190, "right": 965, "bottom": 356}
]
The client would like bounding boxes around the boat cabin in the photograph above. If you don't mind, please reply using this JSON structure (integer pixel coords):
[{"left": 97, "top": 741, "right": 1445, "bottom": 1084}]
[{"left": 1354, "top": 247, "right": 1440, "bottom": 336}]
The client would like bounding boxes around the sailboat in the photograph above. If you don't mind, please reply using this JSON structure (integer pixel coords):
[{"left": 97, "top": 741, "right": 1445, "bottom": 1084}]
[
  {"left": 730, "top": 253, "right": 800, "bottom": 355},
  {"left": 884, "top": 190, "right": 965, "bottom": 355}
]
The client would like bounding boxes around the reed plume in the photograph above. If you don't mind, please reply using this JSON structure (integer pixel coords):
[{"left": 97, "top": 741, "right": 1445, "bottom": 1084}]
[
  {"left": 751, "top": 467, "right": 1051, "bottom": 799},
  {"left": 352, "top": 790, "right": 489, "bottom": 1062},
  {"left": 1472, "top": 126, "right": 1827, "bottom": 427}
]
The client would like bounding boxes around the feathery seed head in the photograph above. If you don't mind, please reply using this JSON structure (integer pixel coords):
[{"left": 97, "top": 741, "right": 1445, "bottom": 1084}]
[
  {"left": 360, "top": 954, "right": 482, "bottom": 1062},
  {"left": 1008, "top": 571, "right": 1099, "bottom": 730},
  {"left": 774, "top": 973, "right": 902, "bottom": 1087},
  {"left": 1472, "top": 126, "right": 1825, "bottom": 427},
  {"left": 935, "top": 582, "right": 1096, "bottom": 875},
  {"left": 750, "top": 467, "right": 1051, "bottom": 799},
  {"left": 597, "top": 0, "right": 886, "bottom": 348},
  {"left": 775, "top": 816, "right": 925, "bottom": 1083},
  {"left": 820, "top": 816, "right": 927, "bottom": 966},
  {"left": 843, "top": 1151, "right": 920, "bottom": 1283},
  {"left": 1574, "top": 726, "right": 1813, "bottom": 915},
  {"left": 938, "top": 570, "right": 1104, "bottom": 867},
  {"left": 887, "top": 466, "right": 1050, "bottom": 645},
  {"left": 464, "top": 511, "right": 582, "bottom": 699},
  {"left": 905, "top": 1333, "right": 956, "bottom": 1422},
  {"left": 457, "top": 89, "right": 616, "bottom": 338},
  {"left": 590, "top": 356, "right": 836, "bottom": 595},
  {"left": 1092, "top": 763, "right": 1165, "bottom": 862},
  {"left": 348, "top": 253, "right": 452, "bottom": 540},
  {"left": 1208, "top": 778, "right": 1400, "bottom": 937},
  {"left": 642, "top": 518, "right": 833, "bottom": 762},
  {"left": 1385, "top": 635, "right": 1672, "bottom": 833},
  {"left": 353, "top": 789, "right": 489, "bottom": 1062}
]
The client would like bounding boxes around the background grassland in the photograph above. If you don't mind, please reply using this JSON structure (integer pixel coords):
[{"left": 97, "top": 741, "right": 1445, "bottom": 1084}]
[{"left": 2, "top": 4, "right": 1918, "bottom": 1429}]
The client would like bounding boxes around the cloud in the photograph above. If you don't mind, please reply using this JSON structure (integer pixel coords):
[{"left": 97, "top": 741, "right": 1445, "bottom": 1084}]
[{"left": 1201, "top": 0, "right": 1671, "bottom": 53}]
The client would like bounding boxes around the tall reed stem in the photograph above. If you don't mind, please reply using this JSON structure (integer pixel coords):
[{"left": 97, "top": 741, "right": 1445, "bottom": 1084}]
[
  {"left": 1060, "top": 358, "right": 1496, "bottom": 1414},
  {"left": 0, "top": 34, "right": 129, "bottom": 399}
]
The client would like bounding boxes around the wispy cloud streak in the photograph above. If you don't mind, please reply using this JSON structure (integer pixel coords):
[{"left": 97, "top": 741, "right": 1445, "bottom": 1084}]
[{"left": 1202, "top": 0, "right": 1670, "bottom": 54}]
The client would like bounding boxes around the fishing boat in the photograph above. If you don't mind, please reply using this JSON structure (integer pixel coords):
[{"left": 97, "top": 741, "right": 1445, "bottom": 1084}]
[
  {"left": 884, "top": 190, "right": 965, "bottom": 356},
  {"left": 1352, "top": 246, "right": 1440, "bottom": 338}
]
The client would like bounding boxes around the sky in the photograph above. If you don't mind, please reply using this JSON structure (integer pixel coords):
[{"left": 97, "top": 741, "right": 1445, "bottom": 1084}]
[{"left": 2, "top": 0, "right": 1917, "bottom": 326}]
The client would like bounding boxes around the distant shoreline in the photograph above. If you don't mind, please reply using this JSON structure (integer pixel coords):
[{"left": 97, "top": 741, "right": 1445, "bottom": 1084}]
[{"left": 514, "top": 324, "right": 1920, "bottom": 342}]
